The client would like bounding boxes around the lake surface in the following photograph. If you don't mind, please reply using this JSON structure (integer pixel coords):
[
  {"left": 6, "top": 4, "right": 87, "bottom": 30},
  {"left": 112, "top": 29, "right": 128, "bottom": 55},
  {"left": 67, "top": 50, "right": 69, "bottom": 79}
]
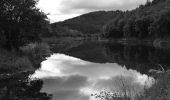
[{"left": 32, "top": 41, "right": 170, "bottom": 100}]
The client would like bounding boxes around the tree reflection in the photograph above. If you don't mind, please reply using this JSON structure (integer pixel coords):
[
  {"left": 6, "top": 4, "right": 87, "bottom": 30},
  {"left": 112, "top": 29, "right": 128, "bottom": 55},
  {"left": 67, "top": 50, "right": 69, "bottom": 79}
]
[
  {"left": 58, "top": 41, "right": 170, "bottom": 74},
  {"left": 105, "top": 43, "right": 170, "bottom": 74}
]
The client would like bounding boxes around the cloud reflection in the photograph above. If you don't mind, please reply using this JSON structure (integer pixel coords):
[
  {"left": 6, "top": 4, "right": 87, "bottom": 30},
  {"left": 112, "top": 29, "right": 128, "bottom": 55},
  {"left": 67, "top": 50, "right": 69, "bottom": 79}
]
[{"left": 31, "top": 53, "right": 154, "bottom": 100}]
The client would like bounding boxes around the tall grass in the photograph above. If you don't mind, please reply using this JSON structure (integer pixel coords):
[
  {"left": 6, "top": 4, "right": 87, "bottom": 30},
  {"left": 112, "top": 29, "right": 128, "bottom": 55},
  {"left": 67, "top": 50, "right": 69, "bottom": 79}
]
[
  {"left": 137, "top": 72, "right": 170, "bottom": 100},
  {"left": 20, "top": 42, "right": 51, "bottom": 68}
]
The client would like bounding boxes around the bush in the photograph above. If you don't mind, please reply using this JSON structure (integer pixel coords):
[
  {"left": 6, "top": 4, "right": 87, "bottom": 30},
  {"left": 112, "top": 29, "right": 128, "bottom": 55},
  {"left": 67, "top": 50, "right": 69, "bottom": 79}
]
[
  {"left": 13, "top": 57, "right": 33, "bottom": 71},
  {"left": 0, "top": 49, "right": 33, "bottom": 74},
  {"left": 21, "top": 42, "right": 51, "bottom": 68}
]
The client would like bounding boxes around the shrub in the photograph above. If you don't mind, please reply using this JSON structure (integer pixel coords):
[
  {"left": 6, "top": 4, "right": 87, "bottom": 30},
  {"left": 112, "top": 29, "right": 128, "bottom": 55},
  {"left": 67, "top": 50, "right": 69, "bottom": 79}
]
[
  {"left": 21, "top": 42, "right": 51, "bottom": 68},
  {"left": 0, "top": 49, "right": 33, "bottom": 73},
  {"left": 13, "top": 57, "right": 33, "bottom": 71}
]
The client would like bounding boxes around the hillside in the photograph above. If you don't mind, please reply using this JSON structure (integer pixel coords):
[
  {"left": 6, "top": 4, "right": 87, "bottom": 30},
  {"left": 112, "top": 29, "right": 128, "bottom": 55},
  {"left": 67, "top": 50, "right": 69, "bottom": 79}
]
[
  {"left": 50, "top": 11, "right": 123, "bottom": 37},
  {"left": 103, "top": 0, "right": 170, "bottom": 39}
]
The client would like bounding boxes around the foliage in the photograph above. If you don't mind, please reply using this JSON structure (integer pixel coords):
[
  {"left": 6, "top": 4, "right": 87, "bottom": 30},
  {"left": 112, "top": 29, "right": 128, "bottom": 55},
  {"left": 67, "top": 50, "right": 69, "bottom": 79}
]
[
  {"left": 0, "top": 49, "right": 33, "bottom": 74},
  {"left": 102, "top": 0, "right": 170, "bottom": 39},
  {"left": 51, "top": 26, "right": 83, "bottom": 37},
  {"left": 0, "top": 43, "right": 52, "bottom": 99},
  {"left": 21, "top": 42, "right": 51, "bottom": 68},
  {"left": 0, "top": 42, "right": 51, "bottom": 73},
  {"left": 0, "top": 0, "right": 49, "bottom": 50},
  {"left": 0, "top": 73, "right": 52, "bottom": 100}
]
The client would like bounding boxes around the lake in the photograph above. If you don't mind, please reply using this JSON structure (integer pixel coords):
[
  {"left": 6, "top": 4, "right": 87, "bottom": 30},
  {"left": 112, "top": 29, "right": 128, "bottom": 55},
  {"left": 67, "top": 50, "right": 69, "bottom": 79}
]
[{"left": 31, "top": 41, "right": 170, "bottom": 100}]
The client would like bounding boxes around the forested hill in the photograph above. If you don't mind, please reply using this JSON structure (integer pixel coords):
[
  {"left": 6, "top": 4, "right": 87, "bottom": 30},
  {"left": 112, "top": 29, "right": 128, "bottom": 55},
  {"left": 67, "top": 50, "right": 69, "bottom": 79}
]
[
  {"left": 50, "top": 11, "right": 123, "bottom": 36},
  {"left": 49, "top": 0, "right": 170, "bottom": 38},
  {"left": 103, "top": 0, "right": 170, "bottom": 39}
]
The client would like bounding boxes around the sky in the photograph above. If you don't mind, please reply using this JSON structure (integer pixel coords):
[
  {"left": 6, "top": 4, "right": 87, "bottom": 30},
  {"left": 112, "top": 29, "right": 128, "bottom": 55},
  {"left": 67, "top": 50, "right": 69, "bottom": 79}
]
[{"left": 37, "top": 0, "right": 148, "bottom": 22}]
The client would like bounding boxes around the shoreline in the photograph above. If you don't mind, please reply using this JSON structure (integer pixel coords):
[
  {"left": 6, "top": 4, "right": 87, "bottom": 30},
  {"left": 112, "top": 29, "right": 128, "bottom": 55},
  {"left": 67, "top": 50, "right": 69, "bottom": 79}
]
[{"left": 42, "top": 37, "right": 170, "bottom": 49}]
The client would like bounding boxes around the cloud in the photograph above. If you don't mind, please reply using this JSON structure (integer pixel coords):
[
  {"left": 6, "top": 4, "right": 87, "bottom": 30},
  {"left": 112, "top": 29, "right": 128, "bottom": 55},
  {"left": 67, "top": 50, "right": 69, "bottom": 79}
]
[
  {"left": 37, "top": 0, "right": 147, "bottom": 22},
  {"left": 60, "top": 0, "right": 146, "bottom": 13}
]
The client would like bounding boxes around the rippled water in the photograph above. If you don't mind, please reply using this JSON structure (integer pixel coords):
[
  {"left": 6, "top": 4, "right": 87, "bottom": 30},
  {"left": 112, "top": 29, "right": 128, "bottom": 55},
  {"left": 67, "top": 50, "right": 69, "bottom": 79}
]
[{"left": 31, "top": 53, "right": 154, "bottom": 100}]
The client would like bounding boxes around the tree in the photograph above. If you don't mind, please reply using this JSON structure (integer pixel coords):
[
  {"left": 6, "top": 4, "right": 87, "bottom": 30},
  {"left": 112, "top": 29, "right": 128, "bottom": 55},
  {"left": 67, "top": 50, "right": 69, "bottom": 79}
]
[
  {"left": 102, "top": 14, "right": 124, "bottom": 38},
  {"left": 135, "top": 16, "right": 153, "bottom": 39},
  {"left": 0, "top": 0, "right": 48, "bottom": 50},
  {"left": 123, "top": 17, "right": 136, "bottom": 38},
  {"left": 149, "top": 9, "right": 170, "bottom": 38}
]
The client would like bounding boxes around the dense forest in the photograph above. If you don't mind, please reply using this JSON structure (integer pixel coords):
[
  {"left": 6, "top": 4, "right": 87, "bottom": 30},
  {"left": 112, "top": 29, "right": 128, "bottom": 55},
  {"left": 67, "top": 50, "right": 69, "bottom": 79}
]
[
  {"left": 51, "top": 0, "right": 170, "bottom": 39},
  {"left": 103, "top": 0, "right": 170, "bottom": 39}
]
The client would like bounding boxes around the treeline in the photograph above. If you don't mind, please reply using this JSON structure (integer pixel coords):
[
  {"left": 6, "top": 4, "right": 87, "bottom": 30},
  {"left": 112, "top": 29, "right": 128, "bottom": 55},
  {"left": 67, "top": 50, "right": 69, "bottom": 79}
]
[
  {"left": 0, "top": 0, "right": 49, "bottom": 50},
  {"left": 103, "top": 0, "right": 170, "bottom": 39},
  {"left": 48, "top": 25, "right": 84, "bottom": 37}
]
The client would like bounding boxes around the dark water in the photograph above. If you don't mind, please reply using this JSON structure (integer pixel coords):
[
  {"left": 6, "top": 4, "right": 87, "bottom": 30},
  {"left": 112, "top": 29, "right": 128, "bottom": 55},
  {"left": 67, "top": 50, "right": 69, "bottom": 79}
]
[
  {"left": 51, "top": 41, "right": 170, "bottom": 73},
  {"left": 1, "top": 41, "right": 170, "bottom": 100},
  {"left": 31, "top": 41, "right": 170, "bottom": 100}
]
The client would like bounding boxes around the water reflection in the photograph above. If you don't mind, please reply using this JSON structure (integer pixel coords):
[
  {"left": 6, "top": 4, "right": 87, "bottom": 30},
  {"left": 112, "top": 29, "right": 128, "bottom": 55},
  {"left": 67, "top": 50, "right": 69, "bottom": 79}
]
[
  {"left": 54, "top": 42, "right": 170, "bottom": 74},
  {"left": 32, "top": 54, "right": 154, "bottom": 100}
]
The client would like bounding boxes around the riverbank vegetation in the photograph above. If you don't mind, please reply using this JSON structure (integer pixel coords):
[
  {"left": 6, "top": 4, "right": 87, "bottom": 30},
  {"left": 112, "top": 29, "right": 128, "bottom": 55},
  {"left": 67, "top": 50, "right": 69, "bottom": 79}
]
[
  {"left": 0, "top": 42, "right": 52, "bottom": 100},
  {"left": 0, "top": 0, "right": 51, "bottom": 70},
  {"left": 0, "top": 0, "right": 52, "bottom": 99}
]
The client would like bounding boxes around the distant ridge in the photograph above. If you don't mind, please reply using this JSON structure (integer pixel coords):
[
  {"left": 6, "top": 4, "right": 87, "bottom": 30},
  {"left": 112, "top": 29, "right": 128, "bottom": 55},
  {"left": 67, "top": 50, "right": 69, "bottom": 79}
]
[{"left": 51, "top": 11, "right": 123, "bottom": 35}]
